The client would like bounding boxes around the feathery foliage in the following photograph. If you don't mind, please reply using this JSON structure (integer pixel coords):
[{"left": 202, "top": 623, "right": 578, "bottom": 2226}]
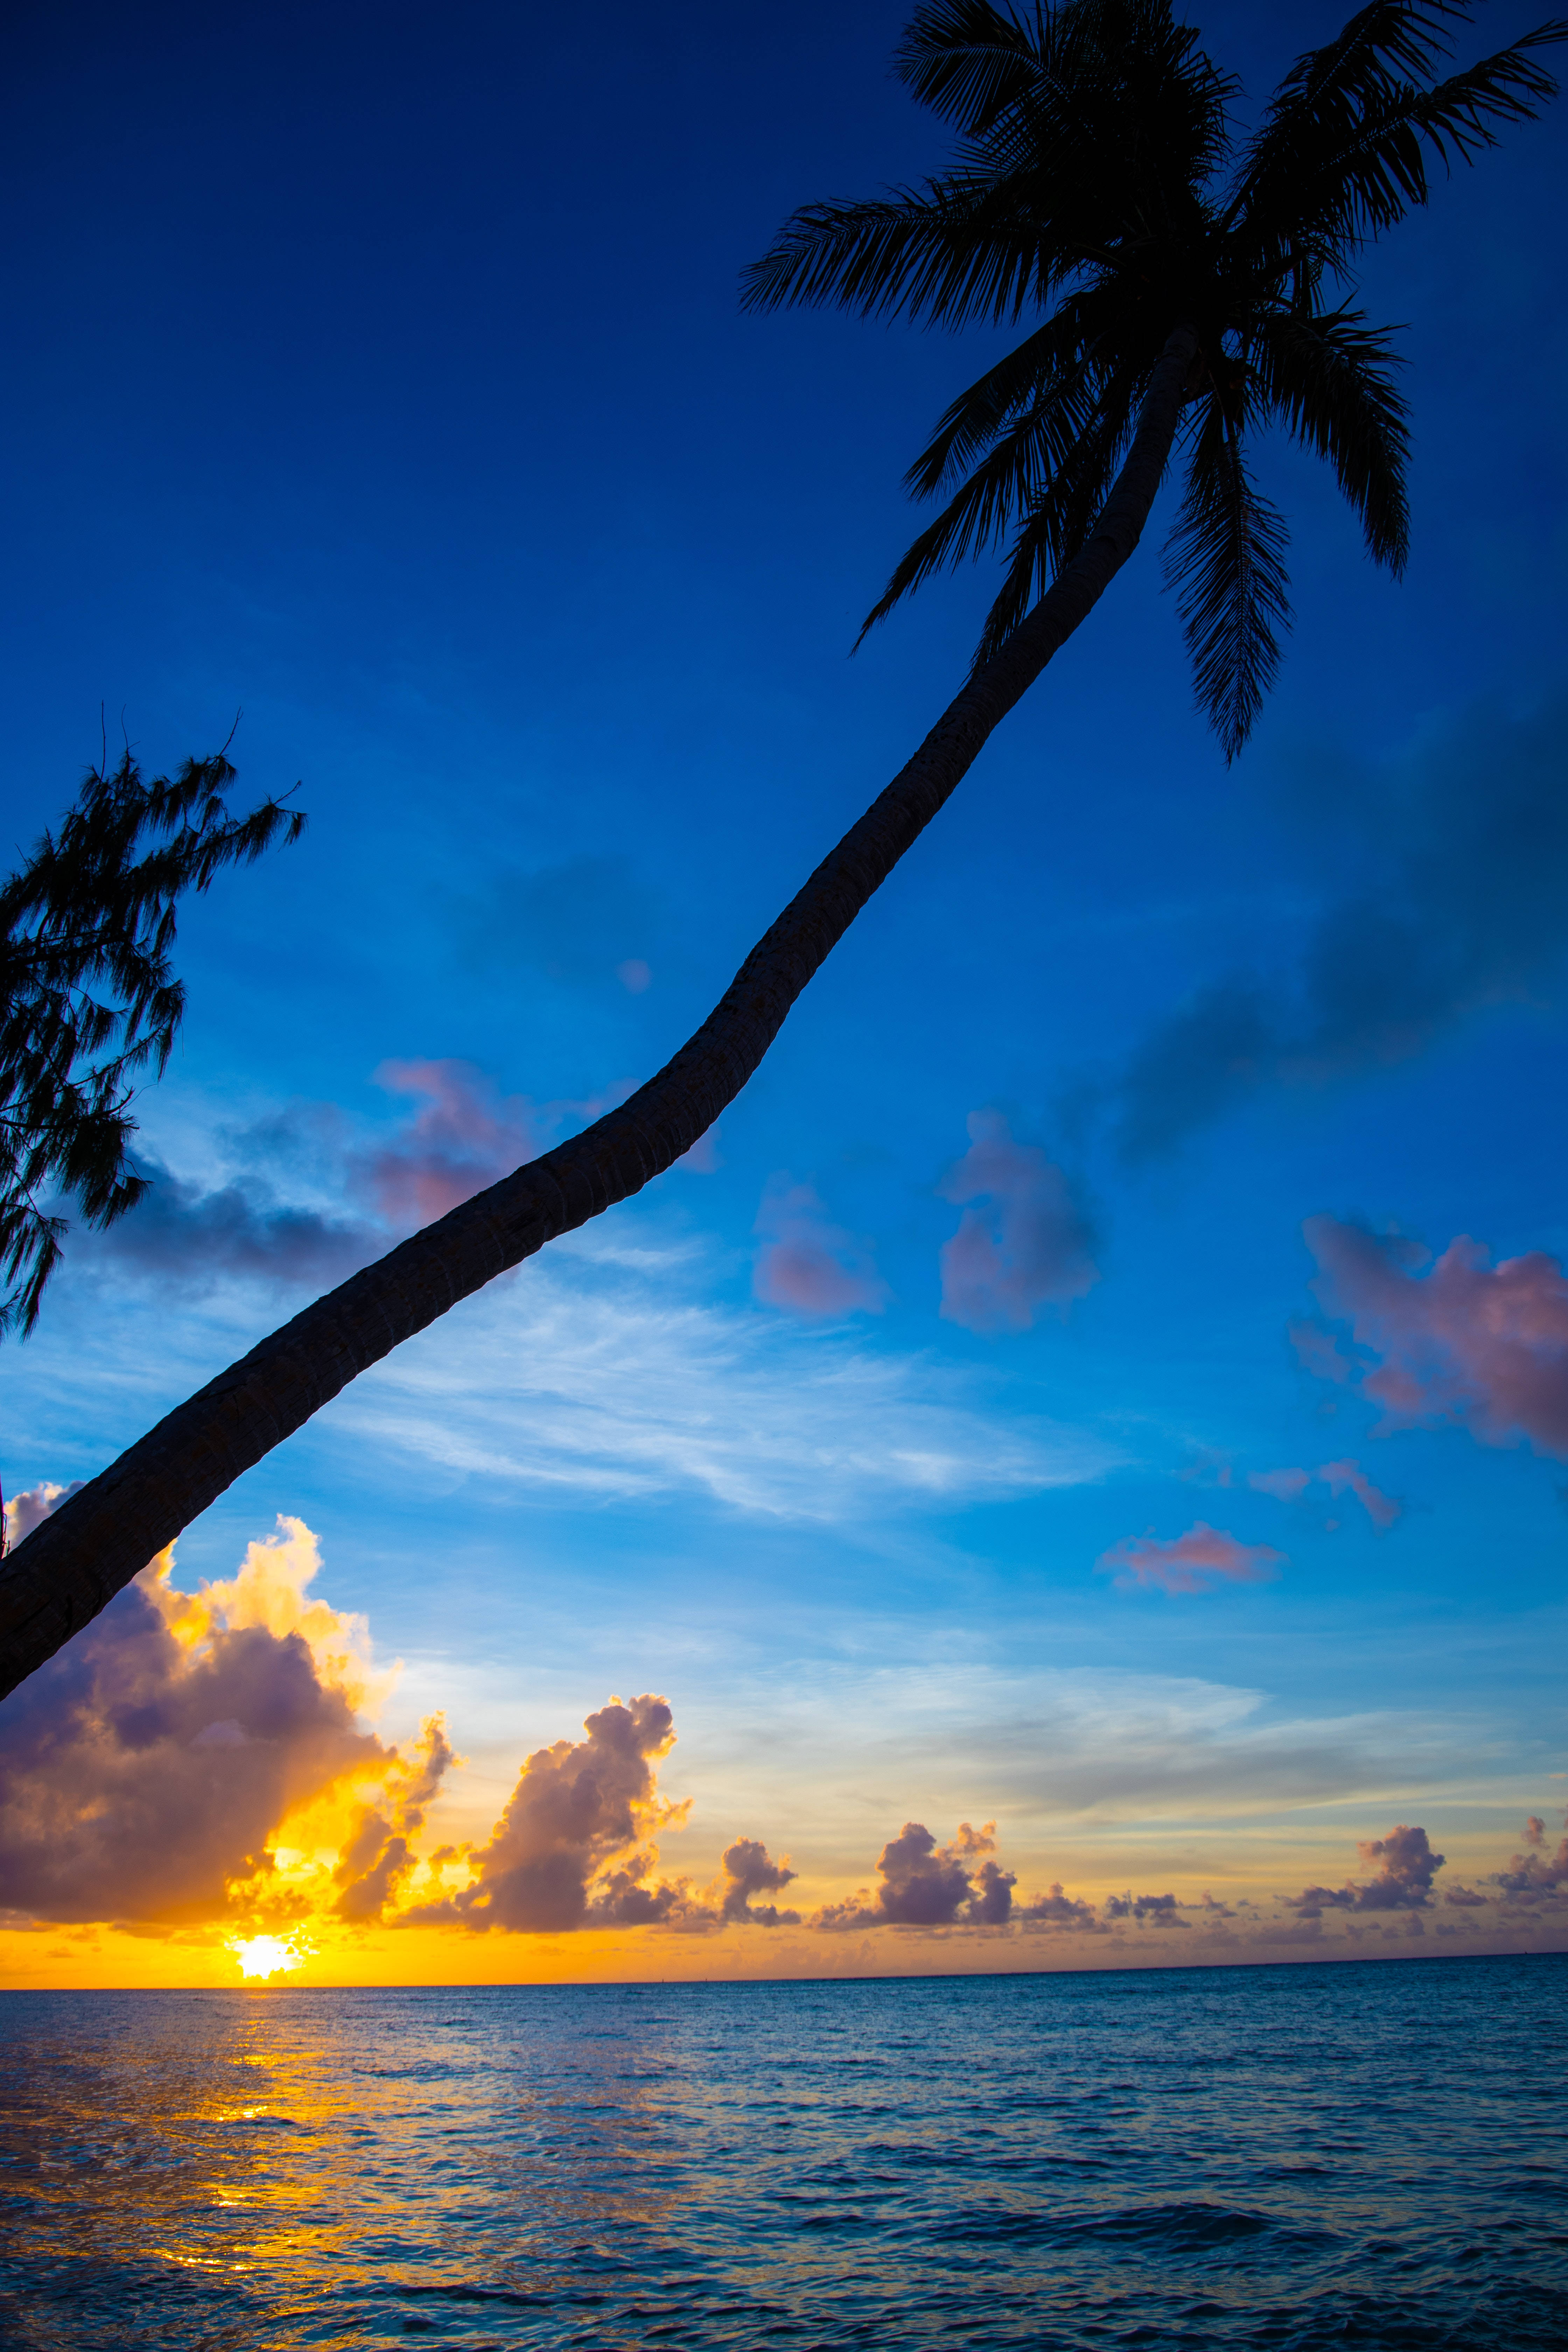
[
  {"left": 0, "top": 749, "right": 305, "bottom": 1335},
  {"left": 745, "top": 0, "right": 1565, "bottom": 758}
]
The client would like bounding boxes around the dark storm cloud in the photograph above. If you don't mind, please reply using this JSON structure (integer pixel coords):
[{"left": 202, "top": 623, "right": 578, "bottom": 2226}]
[{"left": 1114, "top": 695, "right": 1568, "bottom": 1158}]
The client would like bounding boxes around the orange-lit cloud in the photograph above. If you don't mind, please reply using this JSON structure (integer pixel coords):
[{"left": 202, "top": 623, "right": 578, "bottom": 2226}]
[{"left": 4, "top": 1490, "right": 1565, "bottom": 1987}]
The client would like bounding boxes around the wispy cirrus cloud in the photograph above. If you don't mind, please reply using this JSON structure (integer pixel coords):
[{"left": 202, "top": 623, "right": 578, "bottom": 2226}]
[{"left": 337, "top": 1236, "right": 1117, "bottom": 1520}]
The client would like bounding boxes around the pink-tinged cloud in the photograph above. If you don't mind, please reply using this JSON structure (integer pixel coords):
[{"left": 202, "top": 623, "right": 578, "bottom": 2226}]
[
  {"left": 1247, "top": 1459, "right": 1402, "bottom": 1529},
  {"left": 361, "top": 1059, "right": 547, "bottom": 1228},
  {"left": 1316, "top": 1458, "right": 1402, "bottom": 1531},
  {"left": 1248, "top": 1467, "right": 1311, "bottom": 1502},
  {"left": 937, "top": 1112, "right": 1098, "bottom": 1334},
  {"left": 1096, "top": 1521, "right": 1284, "bottom": 1596},
  {"left": 616, "top": 958, "right": 652, "bottom": 994},
  {"left": 1290, "top": 1822, "right": 1446, "bottom": 1917},
  {"left": 1296, "top": 1215, "right": 1568, "bottom": 1457},
  {"left": 753, "top": 1178, "right": 888, "bottom": 1319}
]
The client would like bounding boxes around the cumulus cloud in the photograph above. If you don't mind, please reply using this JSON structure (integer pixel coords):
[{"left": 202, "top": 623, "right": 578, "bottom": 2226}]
[
  {"left": 1493, "top": 1811, "right": 1568, "bottom": 1902},
  {"left": 4, "top": 1479, "right": 85, "bottom": 1548},
  {"left": 1113, "top": 694, "right": 1568, "bottom": 1157},
  {"left": 938, "top": 1113, "right": 1098, "bottom": 1334},
  {"left": 1289, "top": 1823, "right": 1446, "bottom": 1917},
  {"left": 406, "top": 1694, "right": 688, "bottom": 1933},
  {"left": 716, "top": 1837, "right": 800, "bottom": 1927},
  {"left": 816, "top": 1820, "right": 1015, "bottom": 1931},
  {"left": 1294, "top": 1215, "right": 1568, "bottom": 1457},
  {"left": 752, "top": 1177, "right": 888, "bottom": 1318},
  {"left": 1096, "top": 1522, "right": 1284, "bottom": 1596},
  {"left": 0, "top": 1514, "right": 445, "bottom": 1928},
  {"left": 1015, "top": 1881, "right": 1103, "bottom": 1933},
  {"left": 1104, "top": 1890, "right": 1187, "bottom": 1928}
]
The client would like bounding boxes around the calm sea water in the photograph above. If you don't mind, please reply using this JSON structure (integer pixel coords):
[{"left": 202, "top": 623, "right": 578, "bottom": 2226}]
[{"left": 1, "top": 1954, "right": 1564, "bottom": 2350}]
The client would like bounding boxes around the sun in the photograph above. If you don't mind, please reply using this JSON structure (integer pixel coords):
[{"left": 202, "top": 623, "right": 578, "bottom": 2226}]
[{"left": 227, "top": 1934, "right": 307, "bottom": 1981}]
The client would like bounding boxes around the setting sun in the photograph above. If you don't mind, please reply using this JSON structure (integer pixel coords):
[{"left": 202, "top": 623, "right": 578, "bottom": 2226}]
[{"left": 227, "top": 1935, "right": 307, "bottom": 1982}]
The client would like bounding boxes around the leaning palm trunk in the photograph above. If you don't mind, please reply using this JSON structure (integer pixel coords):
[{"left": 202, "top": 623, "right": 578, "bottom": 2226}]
[{"left": 0, "top": 323, "right": 1196, "bottom": 1701}]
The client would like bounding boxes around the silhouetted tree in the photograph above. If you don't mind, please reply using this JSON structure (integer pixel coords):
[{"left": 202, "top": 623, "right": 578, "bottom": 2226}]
[{"left": 0, "top": 749, "right": 304, "bottom": 1335}]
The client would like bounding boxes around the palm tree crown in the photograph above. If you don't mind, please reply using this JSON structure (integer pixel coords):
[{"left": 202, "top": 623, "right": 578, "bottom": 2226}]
[{"left": 745, "top": 0, "right": 1564, "bottom": 757}]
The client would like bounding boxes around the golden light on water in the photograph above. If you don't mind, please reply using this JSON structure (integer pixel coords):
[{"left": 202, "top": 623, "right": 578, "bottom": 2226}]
[{"left": 228, "top": 1935, "right": 307, "bottom": 1981}]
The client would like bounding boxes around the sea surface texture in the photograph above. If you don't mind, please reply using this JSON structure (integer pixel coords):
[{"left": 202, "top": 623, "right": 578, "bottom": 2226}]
[{"left": 0, "top": 1954, "right": 1563, "bottom": 2350}]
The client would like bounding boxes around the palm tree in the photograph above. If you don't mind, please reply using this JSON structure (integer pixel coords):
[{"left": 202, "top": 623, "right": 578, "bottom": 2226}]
[{"left": 1, "top": 0, "right": 1560, "bottom": 1698}]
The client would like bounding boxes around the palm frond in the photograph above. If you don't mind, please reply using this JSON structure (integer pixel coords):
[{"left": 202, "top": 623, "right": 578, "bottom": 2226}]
[
  {"left": 1231, "top": 7, "right": 1566, "bottom": 254},
  {"left": 972, "top": 362, "right": 1143, "bottom": 662},
  {"left": 893, "top": 0, "right": 1041, "bottom": 135},
  {"left": 902, "top": 288, "right": 1121, "bottom": 495},
  {"left": 1252, "top": 308, "right": 1410, "bottom": 571},
  {"left": 741, "top": 173, "right": 1074, "bottom": 326},
  {"left": 1164, "top": 405, "right": 1293, "bottom": 761},
  {"left": 858, "top": 358, "right": 1108, "bottom": 639}
]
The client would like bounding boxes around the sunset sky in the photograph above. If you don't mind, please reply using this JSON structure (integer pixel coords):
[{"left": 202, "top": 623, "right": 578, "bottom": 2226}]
[{"left": 1, "top": 0, "right": 1565, "bottom": 1990}]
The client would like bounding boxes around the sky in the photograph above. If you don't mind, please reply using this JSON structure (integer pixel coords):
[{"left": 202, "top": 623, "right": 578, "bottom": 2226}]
[{"left": 1, "top": 0, "right": 1565, "bottom": 1991}]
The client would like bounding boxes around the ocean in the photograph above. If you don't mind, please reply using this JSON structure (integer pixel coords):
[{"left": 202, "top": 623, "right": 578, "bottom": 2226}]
[{"left": 0, "top": 1953, "right": 1563, "bottom": 2349}]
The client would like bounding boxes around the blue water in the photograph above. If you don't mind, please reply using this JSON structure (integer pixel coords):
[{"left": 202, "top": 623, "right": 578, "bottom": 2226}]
[{"left": 1, "top": 1954, "right": 1564, "bottom": 2349}]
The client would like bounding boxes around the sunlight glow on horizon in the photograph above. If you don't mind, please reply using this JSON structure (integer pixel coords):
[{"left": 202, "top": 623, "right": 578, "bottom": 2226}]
[{"left": 228, "top": 1934, "right": 308, "bottom": 1981}]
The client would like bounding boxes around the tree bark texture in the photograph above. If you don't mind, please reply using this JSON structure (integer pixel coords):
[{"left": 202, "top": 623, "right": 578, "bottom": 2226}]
[{"left": 0, "top": 322, "right": 1198, "bottom": 1702}]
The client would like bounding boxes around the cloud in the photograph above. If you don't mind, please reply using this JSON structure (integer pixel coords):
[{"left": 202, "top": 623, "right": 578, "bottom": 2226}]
[
  {"left": 1493, "top": 1812, "right": 1568, "bottom": 1902},
  {"left": 753, "top": 1177, "right": 888, "bottom": 1318},
  {"left": 717, "top": 1838, "right": 799, "bottom": 1927},
  {"left": 406, "top": 1694, "right": 688, "bottom": 1933},
  {"left": 1015, "top": 1881, "right": 1103, "bottom": 1933},
  {"left": 937, "top": 1112, "right": 1098, "bottom": 1334},
  {"left": 1294, "top": 1215, "right": 1568, "bottom": 1457},
  {"left": 95, "top": 1160, "right": 375, "bottom": 1290},
  {"left": 0, "top": 1515, "right": 444, "bottom": 1928},
  {"left": 1096, "top": 1522, "right": 1284, "bottom": 1595},
  {"left": 1247, "top": 1458, "right": 1402, "bottom": 1530},
  {"left": 339, "top": 1238, "right": 1117, "bottom": 1521},
  {"left": 356, "top": 1058, "right": 548, "bottom": 1227},
  {"left": 816, "top": 1820, "right": 1015, "bottom": 1931},
  {"left": 1289, "top": 1823, "right": 1446, "bottom": 1917},
  {"left": 4, "top": 1479, "right": 85, "bottom": 1548},
  {"left": 86, "top": 1058, "right": 632, "bottom": 1296},
  {"left": 1316, "top": 1458, "right": 1402, "bottom": 1532},
  {"left": 1114, "top": 694, "right": 1568, "bottom": 1156},
  {"left": 1103, "top": 1890, "right": 1187, "bottom": 1928}
]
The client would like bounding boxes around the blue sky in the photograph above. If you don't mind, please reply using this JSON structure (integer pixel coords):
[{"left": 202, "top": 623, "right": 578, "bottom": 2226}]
[{"left": 1, "top": 0, "right": 1565, "bottom": 1983}]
